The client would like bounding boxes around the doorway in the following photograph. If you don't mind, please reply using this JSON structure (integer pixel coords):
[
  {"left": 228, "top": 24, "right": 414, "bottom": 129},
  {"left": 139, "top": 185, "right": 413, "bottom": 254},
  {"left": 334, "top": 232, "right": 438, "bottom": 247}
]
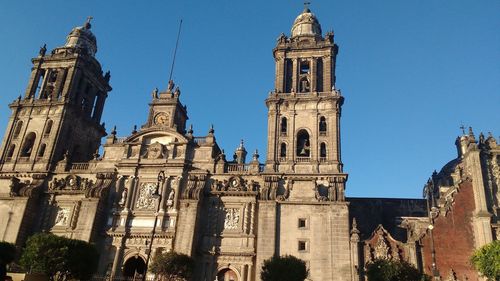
[
  {"left": 216, "top": 268, "right": 238, "bottom": 281},
  {"left": 123, "top": 256, "right": 146, "bottom": 279}
]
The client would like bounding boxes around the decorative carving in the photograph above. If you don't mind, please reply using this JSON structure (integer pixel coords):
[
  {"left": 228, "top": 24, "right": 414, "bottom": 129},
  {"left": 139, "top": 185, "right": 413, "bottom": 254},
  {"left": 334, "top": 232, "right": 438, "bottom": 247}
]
[
  {"left": 49, "top": 175, "right": 94, "bottom": 191},
  {"left": 135, "top": 183, "right": 158, "bottom": 210},
  {"left": 146, "top": 142, "right": 164, "bottom": 159},
  {"left": 54, "top": 207, "right": 71, "bottom": 226},
  {"left": 224, "top": 208, "right": 240, "bottom": 230},
  {"left": 374, "top": 229, "right": 391, "bottom": 260},
  {"left": 314, "top": 180, "right": 328, "bottom": 201},
  {"left": 277, "top": 179, "right": 291, "bottom": 201},
  {"left": 9, "top": 177, "right": 21, "bottom": 197}
]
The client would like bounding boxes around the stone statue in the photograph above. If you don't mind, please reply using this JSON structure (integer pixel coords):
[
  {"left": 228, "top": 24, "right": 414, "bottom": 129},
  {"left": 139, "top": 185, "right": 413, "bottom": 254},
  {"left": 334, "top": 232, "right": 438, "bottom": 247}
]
[
  {"left": 118, "top": 188, "right": 127, "bottom": 206},
  {"left": 152, "top": 87, "right": 158, "bottom": 99},
  {"left": 39, "top": 44, "right": 47, "bottom": 56}
]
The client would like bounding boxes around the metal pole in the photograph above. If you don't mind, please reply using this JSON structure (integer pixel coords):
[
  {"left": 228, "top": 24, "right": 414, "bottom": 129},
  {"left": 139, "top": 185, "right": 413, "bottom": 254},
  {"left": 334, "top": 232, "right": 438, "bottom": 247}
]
[
  {"left": 143, "top": 171, "right": 165, "bottom": 281},
  {"left": 168, "top": 20, "right": 183, "bottom": 83}
]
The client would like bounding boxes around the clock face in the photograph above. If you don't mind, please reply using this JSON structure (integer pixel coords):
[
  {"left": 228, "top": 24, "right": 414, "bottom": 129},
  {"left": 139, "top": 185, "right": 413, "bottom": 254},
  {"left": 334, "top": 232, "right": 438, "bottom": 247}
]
[{"left": 154, "top": 113, "right": 169, "bottom": 125}]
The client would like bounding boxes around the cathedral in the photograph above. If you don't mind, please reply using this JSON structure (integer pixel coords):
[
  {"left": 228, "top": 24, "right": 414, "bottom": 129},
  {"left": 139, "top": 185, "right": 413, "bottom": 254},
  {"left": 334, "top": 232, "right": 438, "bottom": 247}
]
[{"left": 0, "top": 7, "right": 498, "bottom": 281}]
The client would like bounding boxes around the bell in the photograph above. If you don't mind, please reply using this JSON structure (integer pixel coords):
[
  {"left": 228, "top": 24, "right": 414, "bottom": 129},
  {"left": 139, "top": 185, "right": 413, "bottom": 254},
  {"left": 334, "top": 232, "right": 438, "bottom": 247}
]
[{"left": 299, "top": 147, "right": 307, "bottom": 156}]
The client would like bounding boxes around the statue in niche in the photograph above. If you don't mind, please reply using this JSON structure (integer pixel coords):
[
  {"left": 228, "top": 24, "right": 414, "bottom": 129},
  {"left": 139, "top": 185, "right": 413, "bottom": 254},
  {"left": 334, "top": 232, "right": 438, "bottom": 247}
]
[
  {"left": 300, "top": 77, "right": 310, "bottom": 92},
  {"left": 118, "top": 188, "right": 127, "bottom": 207},
  {"left": 166, "top": 189, "right": 175, "bottom": 209}
]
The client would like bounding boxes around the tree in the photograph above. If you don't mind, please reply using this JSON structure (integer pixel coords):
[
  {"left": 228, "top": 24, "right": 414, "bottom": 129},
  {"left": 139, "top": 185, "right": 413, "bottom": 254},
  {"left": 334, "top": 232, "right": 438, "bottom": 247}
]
[
  {"left": 0, "top": 241, "right": 17, "bottom": 281},
  {"left": 20, "top": 233, "right": 99, "bottom": 281},
  {"left": 260, "top": 255, "right": 308, "bottom": 281},
  {"left": 150, "top": 251, "right": 195, "bottom": 281},
  {"left": 470, "top": 240, "right": 500, "bottom": 281},
  {"left": 365, "top": 259, "right": 430, "bottom": 281}
]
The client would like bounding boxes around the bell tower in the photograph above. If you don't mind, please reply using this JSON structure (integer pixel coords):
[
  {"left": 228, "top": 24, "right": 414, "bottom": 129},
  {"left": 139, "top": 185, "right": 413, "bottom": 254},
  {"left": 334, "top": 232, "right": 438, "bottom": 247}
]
[
  {"left": 0, "top": 18, "right": 112, "bottom": 172},
  {"left": 265, "top": 6, "right": 344, "bottom": 176}
]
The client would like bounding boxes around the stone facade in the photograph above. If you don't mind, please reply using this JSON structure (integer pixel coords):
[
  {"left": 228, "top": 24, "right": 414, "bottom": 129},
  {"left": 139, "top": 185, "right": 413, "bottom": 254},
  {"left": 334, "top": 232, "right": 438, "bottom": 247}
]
[{"left": 0, "top": 8, "right": 498, "bottom": 281}]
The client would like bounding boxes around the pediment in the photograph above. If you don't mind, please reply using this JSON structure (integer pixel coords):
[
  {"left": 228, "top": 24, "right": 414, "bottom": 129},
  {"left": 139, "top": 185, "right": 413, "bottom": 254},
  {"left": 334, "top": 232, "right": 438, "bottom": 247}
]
[{"left": 125, "top": 128, "right": 188, "bottom": 146}]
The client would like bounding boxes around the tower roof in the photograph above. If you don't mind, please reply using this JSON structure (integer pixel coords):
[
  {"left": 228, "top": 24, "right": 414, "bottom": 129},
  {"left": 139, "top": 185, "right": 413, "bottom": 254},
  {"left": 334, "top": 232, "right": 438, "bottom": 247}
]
[
  {"left": 291, "top": 7, "right": 322, "bottom": 38},
  {"left": 64, "top": 17, "right": 97, "bottom": 56}
]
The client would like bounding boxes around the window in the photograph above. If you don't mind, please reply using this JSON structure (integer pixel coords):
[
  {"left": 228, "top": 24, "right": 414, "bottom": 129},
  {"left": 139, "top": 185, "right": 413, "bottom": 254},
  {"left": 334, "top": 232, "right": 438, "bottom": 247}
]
[
  {"left": 34, "top": 70, "right": 45, "bottom": 99},
  {"left": 13, "top": 121, "right": 23, "bottom": 138},
  {"left": 280, "top": 117, "right": 287, "bottom": 134},
  {"left": 296, "top": 130, "right": 310, "bottom": 157},
  {"left": 280, "top": 143, "right": 287, "bottom": 158},
  {"left": 20, "top": 132, "right": 36, "bottom": 157},
  {"left": 298, "top": 240, "right": 307, "bottom": 252},
  {"left": 299, "top": 77, "right": 310, "bottom": 93},
  {"left": 38, "top": 143, "right": 46, "bottom": 157},
  {"left": 298, "top": 218, "right": 307, "bottom": 229},
  {"left": 300, "top": 61, "right": 310, "bottom": 74},
  {"left": 6, "top": 144, "right": 15, "bottom": 159},
  {"left": 44, "top": 120, "right": 53, "bottom": 135},
  {"left": 319, "top": 116, "right": 327, "bottom": 133},
  {"left": 48, "top": 70, "right": 58, "bottom": 83},
  {"left": 320, "top": 143, "right": 327, "bottom": 158}
]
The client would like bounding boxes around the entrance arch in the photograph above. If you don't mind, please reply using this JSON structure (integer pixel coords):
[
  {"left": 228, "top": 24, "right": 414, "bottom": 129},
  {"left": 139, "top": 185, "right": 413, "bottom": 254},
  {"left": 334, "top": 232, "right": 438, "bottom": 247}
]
[
  {"left": 216, "top": 268, "right": 238, "bottom": 281},
  {"left": 123, "top": 256, "right": 146, "bottom": 278}
]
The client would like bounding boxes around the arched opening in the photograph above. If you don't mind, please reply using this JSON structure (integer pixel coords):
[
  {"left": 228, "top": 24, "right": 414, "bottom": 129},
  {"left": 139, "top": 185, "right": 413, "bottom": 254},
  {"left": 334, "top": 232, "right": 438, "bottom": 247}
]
[
  {"left": 316, "top": 58, "right": 324, "bottom": 92},
  {"left": 6, "top": 144, "right": 15, "bottom": 159},
  {"left": 296, "top": 130, "right": 310, "bottom": 157},
  {"left": 280, "top": 117, "right": 287, "bottom": 135},
  {"left": 44, "top": 120, "right": 53, "bottom": 136},
  {"left": 320, "top": 142, "right": 327, "bottom": 158},
  {"left": 122, "top": 256, "right": 146, "bottom": 278},
  {"left": 280, "top": 143, "right": 287, "bottom": 158},
  {"left": 319, "top": 116, "right": 327, "bottom": 134},
  {"left": 38, "top": 143, "right": 46, "bottom": 157},
  {"left": 14, "top": 121, "right": 23, "bottom": 138},
  {"left": 20, "top": 132, "right": 36, "bottom": 157},
  {"left": 299, "top": 77, "right": 310, "bottom": 93},
  {"left": 217, "top": 268, "right": 238, "bottom": 281}
]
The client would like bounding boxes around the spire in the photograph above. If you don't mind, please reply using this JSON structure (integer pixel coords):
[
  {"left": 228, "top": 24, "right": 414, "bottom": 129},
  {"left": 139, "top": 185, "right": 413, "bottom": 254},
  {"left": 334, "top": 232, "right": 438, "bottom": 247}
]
[{"left": 84, "top": 16, "right": 93, "bottom": 29}]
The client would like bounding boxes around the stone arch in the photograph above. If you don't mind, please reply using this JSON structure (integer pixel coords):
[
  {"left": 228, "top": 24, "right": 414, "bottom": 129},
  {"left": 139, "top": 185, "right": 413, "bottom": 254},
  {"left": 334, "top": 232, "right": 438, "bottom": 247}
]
[
  {"left": 6, "top": 144, "right": 16, "bottom": 159},
  {"left": 122, "top": 253, "right": 147, "bottom": 278},
  {"left": 296, "top": 129, "right": 311, "bottom": 157},
  {"left": 44, "top": 120, "right": 53, "bottom": 135},
  {"left": 38, "top": 143, "right": 47, "bottom": 157},
  {"left": 20, "top": 132, "right": 36, "bottom": 157},
  {"left": 320, "top": 142, "right": 327, "bottom": 158},
  {"left": 13, "top": 120, "right": 23, "bottom": 138},
  {"left": 319, "top": 116, "right": 327, "bottom": 133},
  {"left": 280, "top": 142, "right": 287, "bottom": 158},
  {"left": 216, "top": 265, "right": 242, "bottom": 281},
  {"left": 280, "top": 116, "right": 287, "bottom": 134}
]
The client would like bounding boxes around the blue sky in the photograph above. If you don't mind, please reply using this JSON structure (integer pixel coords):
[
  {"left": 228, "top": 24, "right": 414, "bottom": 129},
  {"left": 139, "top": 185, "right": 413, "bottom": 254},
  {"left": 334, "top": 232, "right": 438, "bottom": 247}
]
[{"left": 0, "top": 1, "right": 498, "bottom": 198}]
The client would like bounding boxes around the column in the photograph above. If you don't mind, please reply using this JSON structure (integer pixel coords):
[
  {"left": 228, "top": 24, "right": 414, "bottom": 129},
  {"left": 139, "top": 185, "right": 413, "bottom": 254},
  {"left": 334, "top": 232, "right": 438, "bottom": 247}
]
[
  {"left": 111, "top": 242, "right": 123, "bottom": 278},
  {"left": 291, "top": 58, "right": 298, "bottom": 93},
  {"left": 310, "top": 57, "right": 317, "bottom": 92},
  {"left": 124, "top": 176, "right": 135, "bottom": 211}
]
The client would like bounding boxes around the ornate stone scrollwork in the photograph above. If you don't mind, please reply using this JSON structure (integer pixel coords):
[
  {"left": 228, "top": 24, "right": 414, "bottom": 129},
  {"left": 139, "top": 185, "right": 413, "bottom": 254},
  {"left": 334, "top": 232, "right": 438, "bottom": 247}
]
[
  {"left": 49, "top": 175, "right": 94, "bottom": 191},
  {"left": 224, "top": 208, "right": 240, "bottom": 230},
  {"left": 135, "top": 182, "right": 158, "bottom": 210},
  {"left": 276, "top": 179, "right": 291, "bottom": 201},
  {"left": 145, "top": 142, "right": 164, "bottom": 159}
]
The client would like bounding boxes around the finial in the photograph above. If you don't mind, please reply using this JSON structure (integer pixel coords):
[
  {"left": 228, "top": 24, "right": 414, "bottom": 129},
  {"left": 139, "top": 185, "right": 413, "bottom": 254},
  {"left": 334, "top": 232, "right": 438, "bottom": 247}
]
[
  {"left": 111, "top": 125, "right": 117, "bottom": 135},
  {"left": 459, "top": 124, "right": 465, "bottom": 135},
  {"left": 468, "top": 126, "right": 474, "bottom": 137},
  {"left": 238, "top": 139, "right": 245, "bottom": 149},
  {"left": 252, "top": 149, "right": 259, "bottom": 161},
  {"left": 84, "top": 16, "right": 93, "bottom": 29},
  {"left": 187, "top": 124, "right": 193, "bottom": 135},
  {"left": 208, "top": 124, "right": 214, "bottom": 134},
  {"left": 39, "top": 44, "right": 47, "bottom": 57},
  {"left": 303, "top": 1, "right": 311, "bottom": 12},
  {"left": 132, "top": 125, "right": 137, "bottom": 134},
  {"left": 104, "top": 71, "right": 111, "bottom": 82}
]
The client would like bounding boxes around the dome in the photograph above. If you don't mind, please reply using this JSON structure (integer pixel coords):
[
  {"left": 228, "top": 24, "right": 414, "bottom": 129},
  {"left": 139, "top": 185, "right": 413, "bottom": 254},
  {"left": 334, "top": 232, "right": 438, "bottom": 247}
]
[
  {"left": 64, "top": 19, "right": 97, "bottom": 56},
  {"left": 291, "top": 8, "right": 322, "bottom": 38}
]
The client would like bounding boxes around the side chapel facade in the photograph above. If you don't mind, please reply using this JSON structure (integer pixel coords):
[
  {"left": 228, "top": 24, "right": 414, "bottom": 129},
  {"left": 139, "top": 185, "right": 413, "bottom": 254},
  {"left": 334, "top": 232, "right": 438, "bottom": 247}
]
[{"left": 0, "top": 7, "right": 498, "bottom": 281}]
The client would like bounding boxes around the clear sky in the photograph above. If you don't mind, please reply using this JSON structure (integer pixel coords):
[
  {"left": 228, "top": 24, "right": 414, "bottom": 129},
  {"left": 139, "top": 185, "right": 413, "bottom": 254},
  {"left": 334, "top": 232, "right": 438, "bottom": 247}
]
[{"left": 0, "top": 1, "right": 498, "bottom": 199}]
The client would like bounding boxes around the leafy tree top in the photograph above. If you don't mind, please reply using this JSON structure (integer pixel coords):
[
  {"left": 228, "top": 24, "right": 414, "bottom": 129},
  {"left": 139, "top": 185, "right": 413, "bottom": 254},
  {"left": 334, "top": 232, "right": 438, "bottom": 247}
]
[
  {"left": 20, "top": 233, "right": 98, "bottom": 281},
  {"left": 260, "top": 255, "right": 308, "bottom": 281},
  {"left": 365, "top": 259, "right": 430, "bottom": 281},
  {"left": 470, "top": 240, "right": 500, "bottom": 281},
  {"left": 150, "top": 251, "right": 194, "bottom": 281}
]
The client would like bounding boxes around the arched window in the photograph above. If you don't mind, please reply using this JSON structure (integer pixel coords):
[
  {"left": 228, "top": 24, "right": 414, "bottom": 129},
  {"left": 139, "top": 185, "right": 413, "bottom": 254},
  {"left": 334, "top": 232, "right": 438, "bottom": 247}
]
[
  {"left": 320, "top": 142, "right": 327, "bottom": 158},
  {"left": 319, "top": 116, "right": 327, "bottom": 133},
  {"left": 38, "top": 143, "right": 46, "bottom": 157},
  {"left": 6, "top": 144, "right": 15, "bottom": 159},
  {"left": 13, "top": 121, "right": 23, "bottom": 138},
  {"left": 21, "top": 132, "right": 36, "bottom": 157},
  {"left": 280, "top": 117, "right": 287, "bottom": 135},
  {"left": 44, "top": 120, "right": 53, "bottom": 135},
  {"left": 280, "top": 143, "right": 287, "bottom": 158},
  {"left": 296, "top": 129, "right": 310, "bottom": 157}
]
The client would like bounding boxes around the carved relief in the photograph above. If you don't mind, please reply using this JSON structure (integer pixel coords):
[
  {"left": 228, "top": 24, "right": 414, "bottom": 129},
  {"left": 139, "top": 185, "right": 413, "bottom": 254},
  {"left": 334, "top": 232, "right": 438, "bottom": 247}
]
[
  {"left": 145, "top": 142, "right": 164, "bottom": 159},
  {"left": 224, "top": 208, "right": 240, "bottom": 230},
  {"left": 135, "top": 183, "right": 158, "bottom": 210},
  {"left": 49, "top": 175, "right": 94, "bottom": 191},
  {"left": 54, "top": 207, "right": 71, "bottom": 226}
]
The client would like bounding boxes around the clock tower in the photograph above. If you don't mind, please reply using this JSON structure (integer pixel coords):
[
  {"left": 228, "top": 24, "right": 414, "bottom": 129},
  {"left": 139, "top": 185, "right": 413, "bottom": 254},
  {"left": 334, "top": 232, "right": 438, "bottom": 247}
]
[{"left": 142, "top": 80, "right": 188, "bottom": 133}]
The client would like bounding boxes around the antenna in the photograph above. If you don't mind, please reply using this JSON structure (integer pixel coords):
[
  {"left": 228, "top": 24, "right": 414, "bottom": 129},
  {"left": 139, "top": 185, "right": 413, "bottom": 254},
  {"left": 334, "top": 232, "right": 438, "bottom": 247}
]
[{"left": 168, "top": 19, "right": 183, "bottom": 83}]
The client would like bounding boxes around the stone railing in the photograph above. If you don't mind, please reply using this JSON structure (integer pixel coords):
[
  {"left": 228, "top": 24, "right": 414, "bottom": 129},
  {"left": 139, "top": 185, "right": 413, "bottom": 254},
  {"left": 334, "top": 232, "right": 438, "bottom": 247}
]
[
  {"left": 70, "top": 162, "right": 90, "bottom": 170},
  {"left": 296, "top": 157, "right": 310, "bottom": 162},
  {"left": 193, "top": 137, "right": 207, "bottom": 145}
]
